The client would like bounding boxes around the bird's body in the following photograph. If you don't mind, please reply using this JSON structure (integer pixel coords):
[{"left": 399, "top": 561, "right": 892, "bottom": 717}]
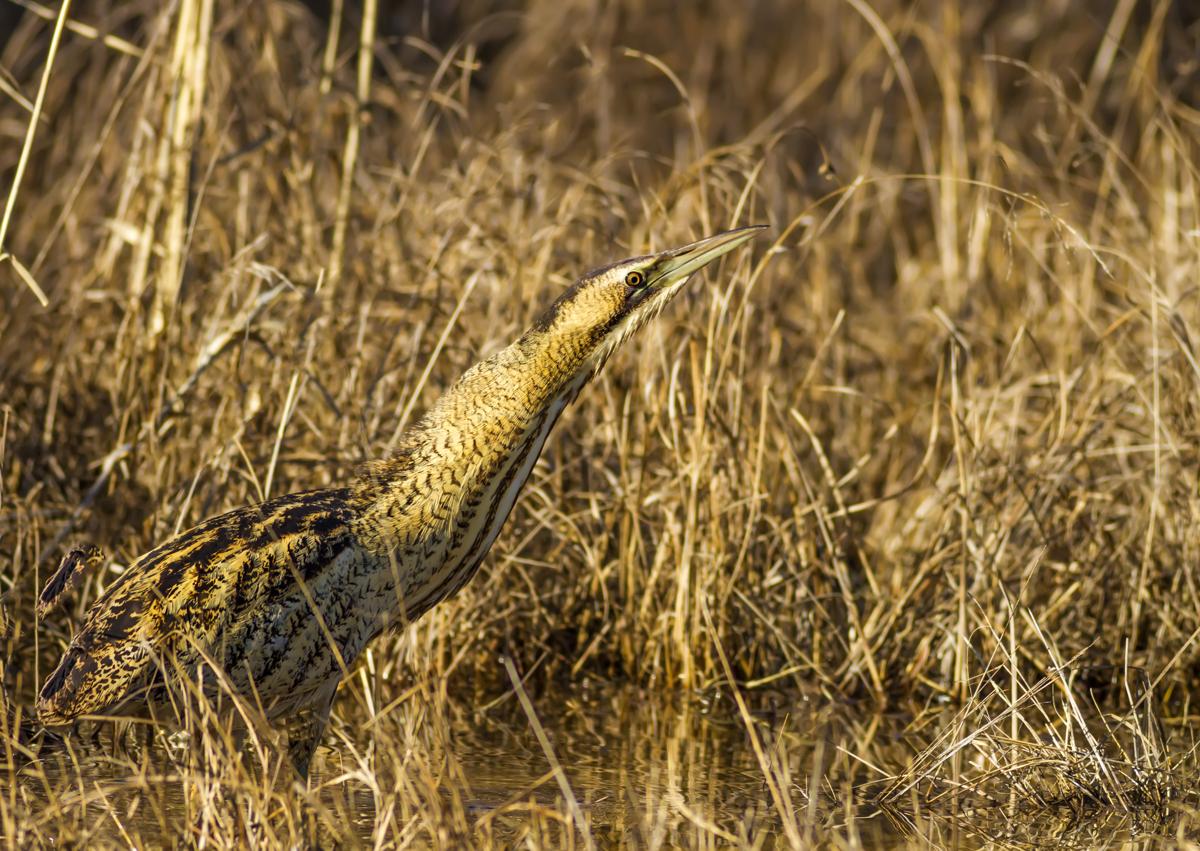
[{"left": 36, "top": 226, "right": 763, "bottom": 776}]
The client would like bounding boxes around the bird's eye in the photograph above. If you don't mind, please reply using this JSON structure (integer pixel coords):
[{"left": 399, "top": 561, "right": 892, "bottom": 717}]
[{"left": 625, "top": 270, "right": 646, "bottom": 288}]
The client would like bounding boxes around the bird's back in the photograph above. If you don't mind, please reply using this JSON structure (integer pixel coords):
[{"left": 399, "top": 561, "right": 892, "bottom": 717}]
[{"left": 37, "top": 488, "right": 362, "bottom": 725}]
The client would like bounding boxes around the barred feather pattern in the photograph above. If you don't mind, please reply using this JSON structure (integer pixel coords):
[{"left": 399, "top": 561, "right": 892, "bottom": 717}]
[
  {"left": 34, "top": 228, "right": 757, "bottom": 773},
  {"left": 37, "top": 314, "right": 596, "bottom": 728}
]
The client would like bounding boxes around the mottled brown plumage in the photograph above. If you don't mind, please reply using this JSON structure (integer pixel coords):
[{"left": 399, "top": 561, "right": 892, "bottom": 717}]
[{"left": 37, "top": 226, "right": 764, "bottom": 778}]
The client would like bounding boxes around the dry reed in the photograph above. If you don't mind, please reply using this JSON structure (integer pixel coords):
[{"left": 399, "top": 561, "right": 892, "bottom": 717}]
[{"left": 2, "top": 0, "right": 1199, "bottom": 846}]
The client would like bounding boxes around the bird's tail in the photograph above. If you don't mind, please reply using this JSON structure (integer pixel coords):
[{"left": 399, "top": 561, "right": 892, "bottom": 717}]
[
  {"left": 0, "top": 601, "right": 64, "bottom": 765},
  {"left": 0, "top": 685, "right": 64, "bottom": 765}
]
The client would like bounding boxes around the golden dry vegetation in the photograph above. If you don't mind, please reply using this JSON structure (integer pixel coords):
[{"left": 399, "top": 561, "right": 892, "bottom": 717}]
[{"left": 1, "top": 0, "right": 1200, "bottom": 847}]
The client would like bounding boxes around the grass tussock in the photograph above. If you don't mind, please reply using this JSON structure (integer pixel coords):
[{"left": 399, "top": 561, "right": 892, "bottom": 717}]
[{"left": 2, "top": 0, "right": 1200, "bottom": 846}]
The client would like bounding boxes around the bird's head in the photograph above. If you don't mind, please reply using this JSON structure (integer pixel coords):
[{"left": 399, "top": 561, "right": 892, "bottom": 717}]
[{"left": 527, "top": 225, "right": 766, "bottom": 379}]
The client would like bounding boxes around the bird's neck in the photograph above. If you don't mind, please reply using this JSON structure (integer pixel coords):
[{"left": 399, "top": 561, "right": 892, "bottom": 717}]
[
  {"left": 421, "top": 325, "right": 595, "bottom": 456},
  {"left": 347, "top": 323, "right": 604, "bottom": 619},
  {"left": 356, "top": 326, "right": 596, "bottom": 529}
]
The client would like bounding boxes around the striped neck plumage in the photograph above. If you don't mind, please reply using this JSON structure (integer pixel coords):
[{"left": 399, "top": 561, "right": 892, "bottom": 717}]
[{"left": 360, "top": 225, "right": 765, "bottom": 499}]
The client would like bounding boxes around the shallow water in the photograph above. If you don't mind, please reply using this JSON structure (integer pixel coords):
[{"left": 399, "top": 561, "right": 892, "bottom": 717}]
[
  {"left": 413, "top": 686, "right": 876, "bottom": 846},
  {"left": 10, "top": 682, "right": 1191, "bottom": 848}
]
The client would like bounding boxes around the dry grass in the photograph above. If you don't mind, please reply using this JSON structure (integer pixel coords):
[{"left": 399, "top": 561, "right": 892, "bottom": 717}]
[{"left": 2, "top": 0, "right": 1200, "bottom": 846}]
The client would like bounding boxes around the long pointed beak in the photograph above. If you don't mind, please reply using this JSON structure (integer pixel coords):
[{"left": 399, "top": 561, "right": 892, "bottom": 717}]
[{"left": 648, "top": 225, "right": 767, "bottom": 287}]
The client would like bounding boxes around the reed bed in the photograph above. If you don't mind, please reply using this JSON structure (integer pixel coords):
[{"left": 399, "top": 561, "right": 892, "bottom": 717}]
[{"left": 1, "top": 0, "right": 1199, "bottom": 846}]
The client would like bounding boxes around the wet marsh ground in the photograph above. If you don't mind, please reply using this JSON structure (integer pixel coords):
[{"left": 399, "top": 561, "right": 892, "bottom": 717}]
[
  {"left": 2, "top": 0, "right": 1200, "bottom": 847},
  {"left": 10, "top": 680, "right": 1197, "bottom": 847}
]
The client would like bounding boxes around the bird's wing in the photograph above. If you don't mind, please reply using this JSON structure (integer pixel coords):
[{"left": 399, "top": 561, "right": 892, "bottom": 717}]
[{"left": 37, "top": 488, "right": 357, "bottom": 725}]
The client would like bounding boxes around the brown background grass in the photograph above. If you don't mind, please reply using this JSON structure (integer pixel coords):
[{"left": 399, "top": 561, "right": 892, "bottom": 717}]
[{"left": 1, "top": 0, "right": 1199, "bottom": 846}]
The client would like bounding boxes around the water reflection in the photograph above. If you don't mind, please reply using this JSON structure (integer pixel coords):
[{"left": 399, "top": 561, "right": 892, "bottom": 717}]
[{"left": 8, "top": 682, "right": 1188, "bottom": 848}]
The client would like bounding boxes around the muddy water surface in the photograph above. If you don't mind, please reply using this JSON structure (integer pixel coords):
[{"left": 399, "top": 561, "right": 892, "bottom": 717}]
[{"left": 13, "top": 682, "right": 1187, "bottom": 848}]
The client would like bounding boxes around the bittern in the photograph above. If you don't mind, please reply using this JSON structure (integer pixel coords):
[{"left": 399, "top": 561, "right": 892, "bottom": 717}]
[{"left": 36, "top": 226, "right": 764, "bottom": 778}]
